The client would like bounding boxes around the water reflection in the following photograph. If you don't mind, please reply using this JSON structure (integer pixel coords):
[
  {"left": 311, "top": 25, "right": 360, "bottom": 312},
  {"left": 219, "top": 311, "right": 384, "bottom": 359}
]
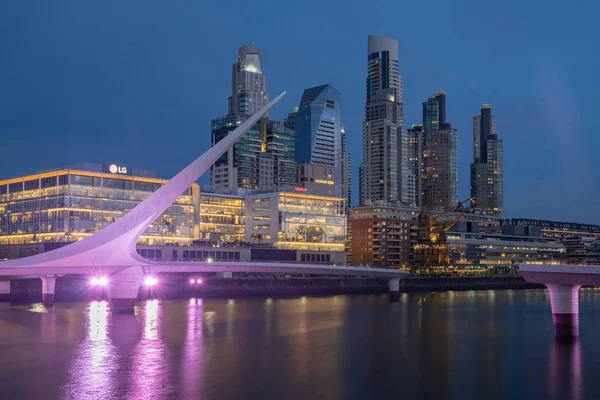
[
  {"left": 549, "top": 339, "right": 583, "bottom": 400},
  {"left": 63, "top": 301, "right": 117, "bottom": 400},
  {"left": 179, "top": 298, "right": 205, "bottom": 398},
  {"left": 128, "top": 300, "right": 172, "bottom": 398}
]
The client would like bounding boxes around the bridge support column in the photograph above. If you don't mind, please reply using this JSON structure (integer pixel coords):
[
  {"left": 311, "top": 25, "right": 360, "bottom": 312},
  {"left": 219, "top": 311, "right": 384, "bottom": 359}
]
[
  {"left": 41, "top": 276, "right": 57, "bottom": 307},
  {"left": 546, "top": 283, "right": 581, "bottom": 339},
  {"left": 108, "top": 266, "right": 143, "bottom": 314},
  {"left": 0, "top": 281, "right": 10, "bottom": 302},
  {"left": 389, "top": 278, "right": 400, "bottom": 302}
]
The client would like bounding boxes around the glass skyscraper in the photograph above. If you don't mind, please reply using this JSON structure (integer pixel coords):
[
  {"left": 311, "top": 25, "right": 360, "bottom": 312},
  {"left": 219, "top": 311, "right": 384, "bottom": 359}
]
[
  {"left": 211, "top": 44, "right": 295, "bottom": 192},
  {"left": 293, "top": 84, "right": 343, "bottom": 197}
]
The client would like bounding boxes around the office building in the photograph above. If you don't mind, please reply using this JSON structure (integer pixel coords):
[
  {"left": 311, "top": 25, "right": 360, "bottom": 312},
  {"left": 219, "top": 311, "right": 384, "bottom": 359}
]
[
  {"left": 293, "top": 84, "right": 342, "bottom": 197},
  {"left": 361, "top": 35, "right": 415, "bottom": 205},
  {"left": 245, "top": 191, "right": 347, "bottom": 255},
  {"left": 228, "top": 43, "right": 268, "bottom": 117},
  {"left": 446, "top": 231, "right": 565, "bottom": 273},
  {"left": 0, "top": 164, "right": 199, "bottom": 247},
  {"left": 197, "top": 191, "right": 245, "bottom": 243},
  {"left": 212, "top": 44, "right": 295, "bottom": 192},
  {"left": 421, "top": 92, "right": 458, "bottom": 209},
  {"left": 470, "top": 104, "right": 503, "bottom": 215},
  {"left": 503, "top": 218, "right": 600, "bottom": 265}
]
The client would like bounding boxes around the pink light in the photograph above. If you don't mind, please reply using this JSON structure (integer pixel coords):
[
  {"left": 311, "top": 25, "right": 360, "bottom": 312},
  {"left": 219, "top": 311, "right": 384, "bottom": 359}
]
[
  {"left": 197, "top": 279, "right": 202, "bottom": 284},
  {"left": 90, "top": 277, "right": 99, "bottom": 286},
  {"left": 190, "top": 279, "right": 196, "bottom": 284},
  {"left": 98, "top": 277, "right": 108, "bottom": 286},
  {"left": 144, "top": 277, "right": 158, "bottom": 286}
]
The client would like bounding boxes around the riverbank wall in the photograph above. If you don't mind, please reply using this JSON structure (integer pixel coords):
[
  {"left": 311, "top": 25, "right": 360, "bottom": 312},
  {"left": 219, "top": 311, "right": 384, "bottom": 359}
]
[{"left": 4, "top": 274, "right": 545, "bottom": 303}]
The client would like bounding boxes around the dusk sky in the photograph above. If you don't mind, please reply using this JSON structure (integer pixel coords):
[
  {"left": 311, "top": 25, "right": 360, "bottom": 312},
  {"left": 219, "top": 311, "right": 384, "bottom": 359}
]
[{"left": 1, "top": 1, "right": 599, "bottom": 222}]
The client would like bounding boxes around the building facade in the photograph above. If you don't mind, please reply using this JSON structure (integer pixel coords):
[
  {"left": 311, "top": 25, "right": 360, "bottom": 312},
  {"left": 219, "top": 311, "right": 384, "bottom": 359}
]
[
  {"left": 503, "top": 218, "right": 600, "bottom": 265},
  {"left": 446, "top": 231, "right": 565, "bottom": 273},
  {"left": 348, "top": 202, "right": 502, "bottom": 269},
  {"left": 293, "top": 84, "right": 342, "bottom": 197},
  {"left": 407, "top": 125, "right": 423, "bottom": 207},
  {"left": 197, "top": 191, "right": 245, "bottom": 244},
  {"left": 340, "top": 126, "right": 352, "bottom": 212},
  {"left": 244, "top": 191, "right": 347, "bottom": 254},
  {"left": 421, "top": 92, "right": 458, "bottom": 209},
  {"left": 361, "top": 35, "right": 415, "bottom": 206},
  {"left": 348, "top": 203, "right": 418, "bottom": 268},
  {"left": 470, "top": 104, "right": 503, "bottom": 216},
  {"left": 0, "top": 164, "right": 199, "bottom": 246}
]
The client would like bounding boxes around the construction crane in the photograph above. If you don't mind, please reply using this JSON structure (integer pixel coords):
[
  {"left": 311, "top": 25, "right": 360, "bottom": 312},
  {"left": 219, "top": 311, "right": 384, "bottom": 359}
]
[
  {"left": 429, "top": 198, "right": 477, "bottom": 243},
  {"left": 412, "top": 197, "right": 477, "bottom": 275}
]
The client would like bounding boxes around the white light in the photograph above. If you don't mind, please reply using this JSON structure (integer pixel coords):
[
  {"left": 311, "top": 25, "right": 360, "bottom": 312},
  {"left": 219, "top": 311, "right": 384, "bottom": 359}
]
[
  {"left": 207, "top": 258, "right": 213, "bottom": 263},
  {"left": 190, "top": 279, "right": 195, "bottom": 284},
  {"left": 197, "top": 279, "right": 202, "bottom": 284},
  {"left": 90, "top": 277, "right": 98, "bottom": 286},
  {"left": 98, "top": 277, "right": 108, "bottom": 286},
  {"left": 144, "top": 277, "right": 158, "bottom": 286}
]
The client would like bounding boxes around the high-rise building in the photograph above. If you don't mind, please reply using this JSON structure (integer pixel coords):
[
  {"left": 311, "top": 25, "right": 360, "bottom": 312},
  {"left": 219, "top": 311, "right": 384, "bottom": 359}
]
[
  {"left": 293, "top": 84, "right": 342, "bottom": 197},
  {"left": 470, "top": 104, "right": 503, "bottom": 216},
  {"left": 284, "top": 107, "right": 298, "bottom": 131},
  {"left": 421, "top": 91, "right": 458, "bottom": 209},
  {"left": 212, "top": 44, "right": 295, "bottom": 192},
  {"left": 228, "top": 44, "right": 268, "bottom": 117},
  {"left": 407, "top": 124, "right": 423, "bottom": 207},
  {"left": 361, "top": 35, "right": 414, "bottom": 205},
  {"left": 211, "top": 117, "right": 295, "bottom": 191},
  {"left": 340, "top": 126, "right": 352, "bottom": 212}
]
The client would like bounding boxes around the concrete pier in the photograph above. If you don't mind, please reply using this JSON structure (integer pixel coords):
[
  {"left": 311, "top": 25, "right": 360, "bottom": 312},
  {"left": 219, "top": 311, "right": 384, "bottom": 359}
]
[
  {"left": 519, "top": 264, "right": 598, "bottom": 339},
  {"left": 108, "top": 266, "right": 143, "bottom": 314},
  {"left": 0, "top": 281, "right": 10, "bottom": 302},
  {"left": 41, "top": 276, "right": 57, "bottom": 307},
  {"left": 546, "top": 283, "right": 581, "bottom": 338},
  {"left": 389, "top": 278, "right": 400, "bottom": 302}
]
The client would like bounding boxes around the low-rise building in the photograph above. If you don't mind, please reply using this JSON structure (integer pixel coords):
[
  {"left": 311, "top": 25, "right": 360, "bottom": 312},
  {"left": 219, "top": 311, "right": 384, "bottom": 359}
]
[
  {"left": 198, "top": 191, "right": 245, "bottom": 243},
  {"left": 348, "top": 202, "right": 501, "bottom": 269},
  {"left": 446, "top": 231, "right": 565, "bottom": 273},
  {"left": 245, "top": 191, "right": 347, "bottom": 263},
  {"left": 0, "top": 163, "right": 199, "bottom": 246},
  {"left": 503, "top": 218, "right": 600, "bottom": 265}
]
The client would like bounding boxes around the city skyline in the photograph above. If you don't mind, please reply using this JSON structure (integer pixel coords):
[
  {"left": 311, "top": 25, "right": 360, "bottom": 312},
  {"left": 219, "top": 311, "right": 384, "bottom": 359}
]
[{"left": 1, "top": 1, "right": 598, "bottom": 223}]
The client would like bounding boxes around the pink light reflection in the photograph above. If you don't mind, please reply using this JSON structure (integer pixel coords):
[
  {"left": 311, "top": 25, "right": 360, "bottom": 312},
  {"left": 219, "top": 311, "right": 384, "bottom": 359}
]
[
  {"left": 63, "top": 301, "right": 117, "bottom": 398},
  {"left": 180, "top": 298, "right": 205, "bottom": 397},
  {"left": 127, "top": 299, "right": 172, "bottom": 398}
]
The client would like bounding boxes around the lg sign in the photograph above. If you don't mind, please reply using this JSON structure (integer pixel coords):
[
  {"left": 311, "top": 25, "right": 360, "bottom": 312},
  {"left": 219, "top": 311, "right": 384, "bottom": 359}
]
[{"left": 109, "top": 164, "right": 127, "bottom": 174}]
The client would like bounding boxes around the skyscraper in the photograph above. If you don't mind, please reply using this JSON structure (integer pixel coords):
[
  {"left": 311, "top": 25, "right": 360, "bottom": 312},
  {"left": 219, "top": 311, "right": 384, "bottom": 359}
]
[
  {"left": 228, "top": 44, "right": 268, "bottom": 116},
  {"left": 294, "top": 84, "right": 342, "bottom": 197},
  {"left": 421, "top": 91, "right": 458, "bottom": 209},
  {"left": 470, "top": 104, "right": 503, "bottom": 215},
  {"left": 211, "top": 44, "right": 295, "bottom": 192},
  {"left": 341, "top": 126, "right": 352, "bottom": 212},
  {"left": 407, "top": 124, "right": 423, "bottom": 207},
  {"left": 361, "top": 35, "right": 414, "bottom": 205}
]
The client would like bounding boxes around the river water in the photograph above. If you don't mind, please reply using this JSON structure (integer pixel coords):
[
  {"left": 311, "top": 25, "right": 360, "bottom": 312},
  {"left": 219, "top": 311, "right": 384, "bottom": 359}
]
[{"left": 0, "top": 290, "right": 598, "bottom": 399}]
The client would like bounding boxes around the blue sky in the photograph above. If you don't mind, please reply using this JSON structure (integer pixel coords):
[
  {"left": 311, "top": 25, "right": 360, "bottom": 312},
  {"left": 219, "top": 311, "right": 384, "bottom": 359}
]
[{"left": 1, "top": 1, "right": 599, "bottom": 222}]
